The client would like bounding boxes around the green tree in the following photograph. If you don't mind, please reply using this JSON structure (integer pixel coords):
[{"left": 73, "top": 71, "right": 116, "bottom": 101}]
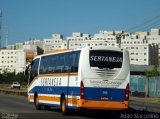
[{"left": 0, "top": 71, "right": 27, "bottom": 85}]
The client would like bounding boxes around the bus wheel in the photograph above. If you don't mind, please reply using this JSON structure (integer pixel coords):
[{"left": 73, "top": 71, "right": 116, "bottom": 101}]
[
  {"left": 61, "top": 96, "right": 67, "bottom": 115},
  {"left": 35, "top": 95, "right": 41, "bottom": 110}
]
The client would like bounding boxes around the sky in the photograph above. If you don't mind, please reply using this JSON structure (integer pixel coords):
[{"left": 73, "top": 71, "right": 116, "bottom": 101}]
[{"left": 0, "top": 0, "right": 160, "bottom": 46}]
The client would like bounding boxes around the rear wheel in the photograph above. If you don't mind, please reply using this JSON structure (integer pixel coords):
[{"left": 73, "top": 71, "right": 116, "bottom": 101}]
[
  {"left": 61, "top": 96, "right": 68, "bottom": 115},
  {"left": 35, "top": 94, "right": 41, "bottom": 110}
]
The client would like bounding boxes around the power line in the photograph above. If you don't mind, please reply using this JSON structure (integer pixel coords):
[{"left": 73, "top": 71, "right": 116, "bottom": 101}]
[
  {"left": 131, "top": 18, "right": 160, "bottom": 32},
  {"left": 126, "top": 15, "right": 160, "bottom": 32}
]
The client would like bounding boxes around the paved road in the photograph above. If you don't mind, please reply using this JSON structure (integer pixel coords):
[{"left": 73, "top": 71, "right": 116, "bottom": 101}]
[{"left": 0, "top": 93, "right": 159, "bottom": 119}]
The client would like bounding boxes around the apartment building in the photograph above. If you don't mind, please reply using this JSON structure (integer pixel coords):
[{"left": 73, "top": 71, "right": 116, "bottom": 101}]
[
  {"left": 0, "top": 49, "right": 17, "bottom": 73},
  {"left": 121, "top": 35, "right": 158, "bottom": 65}
]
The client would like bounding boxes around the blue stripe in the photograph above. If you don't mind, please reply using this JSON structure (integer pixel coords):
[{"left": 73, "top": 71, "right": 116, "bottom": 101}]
[
  {"left": 29, "top": 86, "right": 125, "bottom": 102},
  {"left": 30, "top": 86, "right": 80, "bottom": 96}
]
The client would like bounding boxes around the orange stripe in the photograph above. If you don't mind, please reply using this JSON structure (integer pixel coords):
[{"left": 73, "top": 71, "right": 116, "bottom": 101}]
[
  {"left": 28, "top": 95, "right": 77, "bottom": 105},
  {"left": 38, "top": 96, "right": 60, "bottom": 102},
  {"left": 67, "top": 97, "right": 78, "bottom": 105},
  {"left": 39, "top": 73, "right": 78, "bottom": 77},
  {"left": 28, "top": 95, "right": 34, "bottom": 100}
]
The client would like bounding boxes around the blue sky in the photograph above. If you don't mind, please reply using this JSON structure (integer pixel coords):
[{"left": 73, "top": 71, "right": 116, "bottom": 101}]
[{"left": 0, "top": 0, "right": 160, "bottom": 46}]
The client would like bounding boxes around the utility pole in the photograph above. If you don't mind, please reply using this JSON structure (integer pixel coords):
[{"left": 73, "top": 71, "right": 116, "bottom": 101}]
[
  {"left": 0, "top": 10, "right": 2, "bottom": 49},
  {"left": 5, "top": 30, "right": 8, "bottom": 47}
]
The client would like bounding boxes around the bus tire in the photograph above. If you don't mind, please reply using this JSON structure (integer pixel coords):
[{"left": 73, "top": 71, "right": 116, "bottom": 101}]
[
  {"left": 61, "top": 96, "right": 68, "bottom": 115},
  {"left": 34, "top": 94, "right": 41, "bottom": 110}
]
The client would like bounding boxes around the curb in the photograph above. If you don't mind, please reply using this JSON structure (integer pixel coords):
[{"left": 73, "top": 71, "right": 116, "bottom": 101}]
[
  {"left": 0, "top": 89, "right": 27, "bottom": 97},
  {"left": 129, "top": 99, "right": 160, "bottom": 113}
]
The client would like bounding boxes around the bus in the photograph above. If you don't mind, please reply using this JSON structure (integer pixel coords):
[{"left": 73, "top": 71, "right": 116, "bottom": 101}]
[{"left": 25, "top": 46, "right": 130, "bottom": 114}]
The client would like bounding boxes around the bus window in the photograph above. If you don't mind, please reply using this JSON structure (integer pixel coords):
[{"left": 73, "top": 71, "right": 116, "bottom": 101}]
[
  {"left": 39, "top": 51, "right": 80, "bottom": 74},
  {"left": 89, "top": 50, "right": 123, "bottom": 69},
  {"left": 30, "top": 58, "right": 40, "bottom": 84},
  {"left": 72, "top": 51, "right": 80, "bottom": 72},
  {"left": 64, "top": 51, "right": 80, "bottom": 72}
]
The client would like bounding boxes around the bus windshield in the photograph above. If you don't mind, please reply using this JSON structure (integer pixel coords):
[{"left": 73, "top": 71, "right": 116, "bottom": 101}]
[{"left": 89, "top": 50, "right": 123, "bottom": 69}]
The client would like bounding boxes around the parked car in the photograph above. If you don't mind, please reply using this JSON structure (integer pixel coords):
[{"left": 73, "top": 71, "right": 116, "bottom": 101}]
[{"left": 11, "top": 82, "right": 21, "bottom": 89}]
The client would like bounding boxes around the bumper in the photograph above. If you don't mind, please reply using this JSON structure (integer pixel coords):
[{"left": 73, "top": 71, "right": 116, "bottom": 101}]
[{"left": 77, "top": 99, "right": 129, "bottom": 110}]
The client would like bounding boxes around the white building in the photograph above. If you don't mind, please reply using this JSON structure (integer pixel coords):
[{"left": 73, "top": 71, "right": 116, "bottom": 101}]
[
  {"left": 16, "top": 49, "right": 26, "bottom": 74},
  {"left": 0, "top": 49, "right": 17, "bottom": 73},
  {"left": 121, "top": 36, "right": 158, "bottom": 65},
  {"left": 65, "top": 32, "right": 87, "bottom": 49},
  {"left": 63, "top": 31, "right": 119, "bottom": 50}
]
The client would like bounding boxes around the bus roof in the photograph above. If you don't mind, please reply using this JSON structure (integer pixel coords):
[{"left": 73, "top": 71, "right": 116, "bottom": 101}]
[{"left": 33, "top": 46, "right": 123, "bottom": 60}]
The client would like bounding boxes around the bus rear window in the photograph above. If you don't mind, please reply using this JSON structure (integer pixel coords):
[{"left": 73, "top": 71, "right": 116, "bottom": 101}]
[{"left": 89, "top": 50, "right": 123, "bottom": 69}]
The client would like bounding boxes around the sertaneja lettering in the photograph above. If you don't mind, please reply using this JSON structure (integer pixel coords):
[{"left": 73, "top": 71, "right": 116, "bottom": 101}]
[{"left": 90, "top": 56, "right": 122, "bottom": 62}]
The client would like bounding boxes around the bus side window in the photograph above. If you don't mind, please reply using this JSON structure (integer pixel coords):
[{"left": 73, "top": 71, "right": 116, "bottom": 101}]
[
  {"left": 71, "top": 51, "right": 80, "bottom": 72},
  {"left": 30, "top": 58, "right": 40, "bottom": 84}
]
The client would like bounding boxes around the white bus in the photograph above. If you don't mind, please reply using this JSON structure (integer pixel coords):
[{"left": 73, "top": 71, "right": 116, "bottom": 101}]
[{"left": 25, "top": 46, "right": 130, "bottom": 114}]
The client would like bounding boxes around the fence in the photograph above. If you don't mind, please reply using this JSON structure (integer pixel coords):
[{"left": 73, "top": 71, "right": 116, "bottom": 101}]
[{"left": 130, "top": 76, "right": 160, "bottom": 97}]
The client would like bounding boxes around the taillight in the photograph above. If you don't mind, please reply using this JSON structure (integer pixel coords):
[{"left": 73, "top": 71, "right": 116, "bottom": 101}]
[
  {"left": 125, "top": 83, "right": 130, "bottom": 101},
  {"left": 80, "top": 81, "right": 84, "bottom": 99}
]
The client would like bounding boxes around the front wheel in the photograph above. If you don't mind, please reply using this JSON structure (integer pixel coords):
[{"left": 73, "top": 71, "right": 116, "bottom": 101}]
[
  {"left": 35, "top": 95, "right": 41, "bottom": 110},
  {"left": 61, "top": 96, "right": 68, "bottom": 115}
]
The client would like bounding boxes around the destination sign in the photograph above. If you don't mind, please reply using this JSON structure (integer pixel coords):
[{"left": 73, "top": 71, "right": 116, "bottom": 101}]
[{"left": 90, "top": 50, "right": 123, "bottom": 68}]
